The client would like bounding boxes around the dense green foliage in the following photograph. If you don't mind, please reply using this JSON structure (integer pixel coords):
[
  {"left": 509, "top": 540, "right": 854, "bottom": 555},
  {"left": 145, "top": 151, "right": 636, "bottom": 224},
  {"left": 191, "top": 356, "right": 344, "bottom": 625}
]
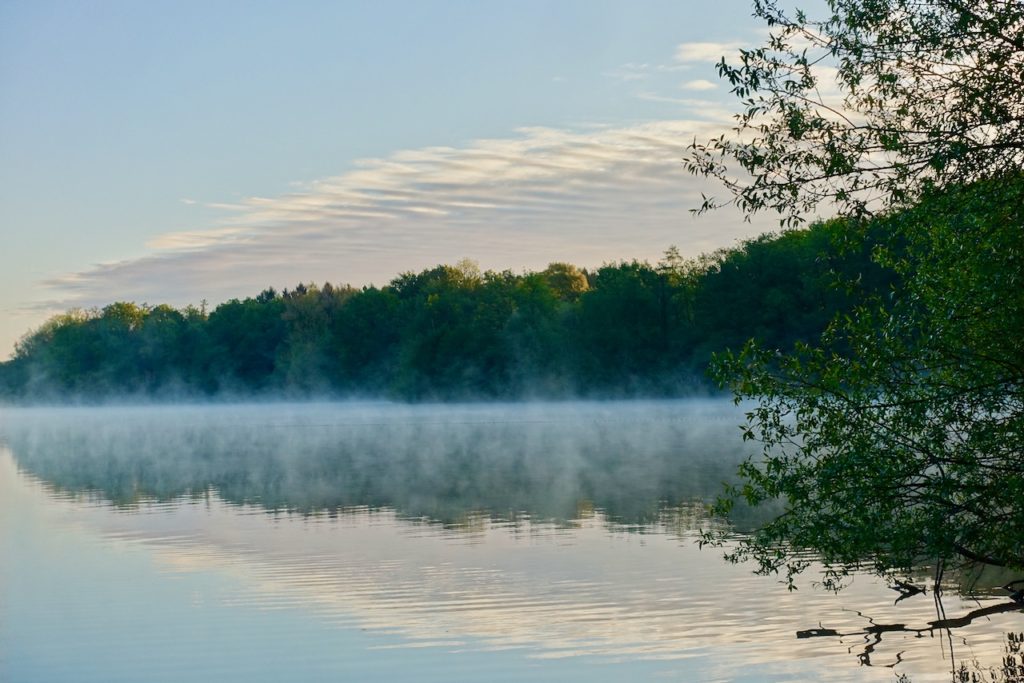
[
  {"left": 689, "top": 0, "right": 1024, "bottom": 586},
  {"left": 710, "top": 179, "right": 1024, "bottom": 584},
  {"left": 0, "top": 223, "right": 889, "bottom": 402}
]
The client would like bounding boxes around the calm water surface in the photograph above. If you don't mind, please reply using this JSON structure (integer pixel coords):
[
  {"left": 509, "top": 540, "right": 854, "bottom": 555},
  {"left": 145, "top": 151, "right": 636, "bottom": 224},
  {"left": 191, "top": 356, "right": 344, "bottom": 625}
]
[{"left": 0, "top": 401, "right": 1019, "bottom": 682}]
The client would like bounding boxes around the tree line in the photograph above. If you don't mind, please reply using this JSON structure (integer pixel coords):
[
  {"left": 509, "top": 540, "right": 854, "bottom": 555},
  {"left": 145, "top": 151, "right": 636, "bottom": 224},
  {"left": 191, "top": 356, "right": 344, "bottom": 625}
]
[{"left": 0, "top": 220, "right": 891, "bottom": 402}]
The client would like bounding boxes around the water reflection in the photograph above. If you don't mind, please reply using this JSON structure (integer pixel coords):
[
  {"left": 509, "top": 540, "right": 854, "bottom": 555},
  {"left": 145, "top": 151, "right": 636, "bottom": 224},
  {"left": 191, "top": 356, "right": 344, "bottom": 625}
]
[
  {"left": 0, "top": 400, "right": 763, "bottom": 528},
  {"left": 0, "top": 401, "right": 1020, "bottom": 683}
]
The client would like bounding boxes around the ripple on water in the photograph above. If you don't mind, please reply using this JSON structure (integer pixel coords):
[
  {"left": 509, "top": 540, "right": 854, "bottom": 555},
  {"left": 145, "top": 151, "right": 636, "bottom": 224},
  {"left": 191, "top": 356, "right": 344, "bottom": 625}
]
[{"left": 1, "top": 402, "right": 1020, "bottom": 683}]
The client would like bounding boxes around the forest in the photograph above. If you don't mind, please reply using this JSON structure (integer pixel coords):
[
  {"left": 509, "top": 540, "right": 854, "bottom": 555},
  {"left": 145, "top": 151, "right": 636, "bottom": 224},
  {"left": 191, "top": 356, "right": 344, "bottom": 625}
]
[{"left": 0, "top": 218, "right": 892, "bottom": 402}]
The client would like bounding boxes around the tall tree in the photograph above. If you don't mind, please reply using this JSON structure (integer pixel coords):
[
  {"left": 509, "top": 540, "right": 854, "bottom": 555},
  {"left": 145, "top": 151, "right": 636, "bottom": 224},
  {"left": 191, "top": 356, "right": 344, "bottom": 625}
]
[{"left": 690, "top": 0, "right": 1024, "bottom": 586}]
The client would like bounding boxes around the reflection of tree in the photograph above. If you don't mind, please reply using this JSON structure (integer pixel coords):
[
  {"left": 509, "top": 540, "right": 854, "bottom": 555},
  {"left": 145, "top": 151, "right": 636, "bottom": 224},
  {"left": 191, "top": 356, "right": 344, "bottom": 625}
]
[
  {"left": 797, "top": 595, "right": 1023, "bottom": 679},
  {"left": 0, "top": 406, "right": 766, "bottom": 530}
]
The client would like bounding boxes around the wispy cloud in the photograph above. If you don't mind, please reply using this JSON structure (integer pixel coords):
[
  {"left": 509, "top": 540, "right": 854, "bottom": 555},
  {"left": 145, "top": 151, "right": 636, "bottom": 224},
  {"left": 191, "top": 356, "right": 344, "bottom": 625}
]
[
  {"left": 674, "top": 41, "right": 745, "bottom": 64},
  {"left": 605, "top": 61, "right": 692, "bottom": 84},
  {"left": 606, "top": 41, "right": 748, "bottom": 110},
  {"left": 681, "top": 79, "right": 718, "bottom": 92},
  {"left": 39, "top": 119, "right": 773, "bottom": 312},
  {"left": 633, "top": 94, "right": 733, "bottom": 121},
  {"left": 603, "top": 62, "right": 654, "bottom": 82}
]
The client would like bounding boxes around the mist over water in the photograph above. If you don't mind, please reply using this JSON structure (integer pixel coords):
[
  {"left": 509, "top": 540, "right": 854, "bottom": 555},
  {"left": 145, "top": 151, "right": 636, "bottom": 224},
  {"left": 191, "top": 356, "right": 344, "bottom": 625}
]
[
  {"left": 0, "top": 399, "right": 756, "bottom": 527},
  {"left": 1, "top": 400, "right": 1019, "bottom": 683}
]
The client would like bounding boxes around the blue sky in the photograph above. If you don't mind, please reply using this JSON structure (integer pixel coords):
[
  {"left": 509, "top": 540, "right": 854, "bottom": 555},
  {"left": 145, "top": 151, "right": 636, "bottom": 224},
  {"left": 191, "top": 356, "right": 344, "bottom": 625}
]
[{"left": 0, "top": 0, "right": 782, "bottom": 359}]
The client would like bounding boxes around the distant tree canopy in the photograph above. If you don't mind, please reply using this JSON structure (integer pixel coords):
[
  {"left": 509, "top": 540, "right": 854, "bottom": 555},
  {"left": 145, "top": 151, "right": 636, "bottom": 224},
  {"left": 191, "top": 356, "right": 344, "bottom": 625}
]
[{"left": 0, "top": 221, "right": 889, "bottom": 402}]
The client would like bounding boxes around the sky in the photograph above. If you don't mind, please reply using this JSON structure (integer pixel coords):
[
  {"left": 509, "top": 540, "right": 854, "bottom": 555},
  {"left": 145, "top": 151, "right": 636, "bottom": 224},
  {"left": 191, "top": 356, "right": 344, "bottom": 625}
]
[{"left": 0, "top": 0, "right": 784, "bottom": 360}]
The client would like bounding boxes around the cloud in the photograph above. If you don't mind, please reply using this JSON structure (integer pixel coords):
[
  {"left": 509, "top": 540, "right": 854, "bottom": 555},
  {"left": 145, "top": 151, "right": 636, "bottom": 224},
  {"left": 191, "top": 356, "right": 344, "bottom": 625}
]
[
  {"left": 634, "top": 93, "right": 733, "bottom": 121},
  {"left": 603, "top": 62, "right": 653, "bottom": 82},
  {"left": 145, "top": 226, "right": 249, "bottom": 251},
  {"left": 605, "top": 61, "right": 691, "bottom": 85},
  {"left": 674, "top": 41, "right": 745, "bottom": 64},
  {"left": 681, "top": 79, "right": 718, "bottom": 91},
  {"left": 38, "top": 118, "right": 774, "bottom": 312}
]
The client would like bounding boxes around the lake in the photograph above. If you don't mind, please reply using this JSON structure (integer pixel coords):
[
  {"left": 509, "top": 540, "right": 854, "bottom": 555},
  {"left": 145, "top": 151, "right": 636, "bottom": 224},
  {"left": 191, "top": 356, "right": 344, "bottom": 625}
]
[{"left": 0, "top": 400, "right": 1019, "bottom": 682}]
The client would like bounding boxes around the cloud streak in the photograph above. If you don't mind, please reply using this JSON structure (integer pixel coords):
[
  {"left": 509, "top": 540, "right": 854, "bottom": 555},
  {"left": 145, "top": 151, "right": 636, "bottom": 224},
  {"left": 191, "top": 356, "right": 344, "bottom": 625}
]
[
  {"left": 674, "top": 41, "right": 746, "bottom": 64},
  {"left": 681, "top": 79, "right": 718, "bottom": 92},
  {"left": 39, "top": 118, "right": 774, "bottom": 312}
]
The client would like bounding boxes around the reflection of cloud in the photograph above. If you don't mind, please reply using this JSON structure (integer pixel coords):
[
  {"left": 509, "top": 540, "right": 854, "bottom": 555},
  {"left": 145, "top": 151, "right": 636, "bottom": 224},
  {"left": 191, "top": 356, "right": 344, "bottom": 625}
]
[
  {"left": 8, "top": 442, "right": 1014, "bottom": 680},
  {"left": 39, "top": 120, "right": 773, "bottom": 311}
]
